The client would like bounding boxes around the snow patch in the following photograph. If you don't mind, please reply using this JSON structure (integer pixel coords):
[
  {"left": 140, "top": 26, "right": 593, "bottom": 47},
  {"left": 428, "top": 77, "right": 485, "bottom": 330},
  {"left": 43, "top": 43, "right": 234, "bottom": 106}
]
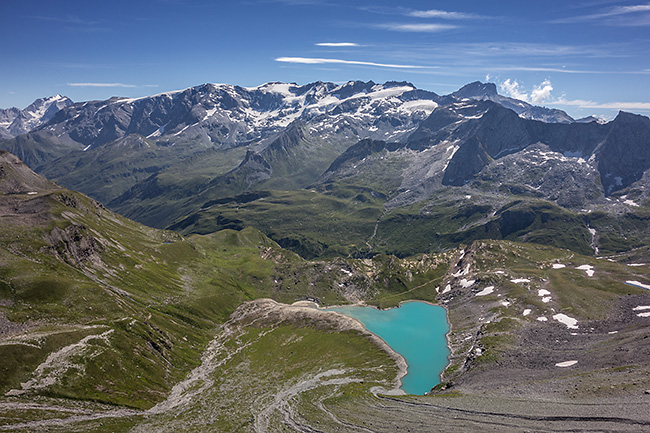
[
  {"left": 626, "top": 281, "right": 650, "bottom": 290},
  {"left": 555, "top": 360, "right": 578, "bottom": 368},
  {"left": 552, "top": 264, "right": 566, "bottom": 269},
  {"left": 537, "top": 317, "right": 548, "bottom": 322},
  {"left": 475, "top": 286, "right": 495, "bottom": 297},
  {"left": 459, "top": 279, "right": 475, "bottom": 289},
  {"left": 553, "top": 313, "right": 579, "bottom": 329},
  {"left": 632, "top": 306, "right": 650, "bottom": 311},
  {"left": 510, "top": 278, "right": 530, "bottom": 284},
  {"left": 576, "top": 265, "right": 594, "bottom": 277},
  {"left": 523, "top": 309, "right": 531, "bottom": 316},
  {"left": 637, "top": 312, "right": 650, "bottom": 318}
]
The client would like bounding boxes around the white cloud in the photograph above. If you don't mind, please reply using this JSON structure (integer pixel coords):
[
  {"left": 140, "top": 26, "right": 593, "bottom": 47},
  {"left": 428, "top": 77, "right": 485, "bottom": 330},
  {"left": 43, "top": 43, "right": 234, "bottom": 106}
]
[
  {"left": 485, "top": 74, "right": 492, "bottom": 82},
  {"left": 499, "top": 79, "right": 529, "bottom": 101},
  {"left": 275, "top": 56, "right": 433, "bottom": 69},
  {"left": 379, "top": 23, "right": 458, "bottom": 32},
  {"left": 552, "top": 97, "right": 650, "bottom": 111},
  {"left": 408, "top": 9, "right": 480, "bottom": 19},
  {"left": 67, "top": 82, "right": 139, "bottom": 88},
  {"left": 500, "top": 79, "right": 554, "bottom": 104},
  {"left": 530, "top": 79, "right": 553, "bottom": 104},
  {"left": 315, "top": 42, "right": 359, "bottom": 47}
]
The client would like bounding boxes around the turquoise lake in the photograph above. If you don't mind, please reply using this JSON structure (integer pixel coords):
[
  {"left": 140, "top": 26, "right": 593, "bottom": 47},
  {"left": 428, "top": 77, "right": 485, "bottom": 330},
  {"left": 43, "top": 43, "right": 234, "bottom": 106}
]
[{"left": 326, "top": 301, "right": 450, "bottom": 395}]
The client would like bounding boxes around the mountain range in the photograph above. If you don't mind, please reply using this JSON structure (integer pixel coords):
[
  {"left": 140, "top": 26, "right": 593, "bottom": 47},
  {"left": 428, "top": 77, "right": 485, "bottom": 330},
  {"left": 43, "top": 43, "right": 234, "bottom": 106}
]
[{"left": 1, "top": 80, "right": 649, "bottom": 260}]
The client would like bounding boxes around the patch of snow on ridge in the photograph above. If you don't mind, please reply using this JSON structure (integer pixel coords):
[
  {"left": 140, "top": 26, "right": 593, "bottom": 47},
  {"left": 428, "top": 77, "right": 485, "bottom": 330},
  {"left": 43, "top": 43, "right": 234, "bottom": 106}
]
[
  {"left": 452, "top": 264, "right": 471, "bottom": 277},
  {"left": 398, "top": 99, "right": 437, "bottom": 114},
  {"left": 638, "top": 312, "right": 650, "bottom": 318},
  {"left": 576, "top": 265, "right": 595, "bottom": 277},
  {"left": 623, "top": 199, "right": 640, "bottom": 207},
  {"left": 633, "top": 306, "right": 650, "bottom": 311},
  {"left": 510, "top": 278, "right": 530, "bottom": 284},
  {"left": 538, "top": 289, "right": 551, "bottom": 297},
  {"left": 459, "top": 279, "right": 475, "bottom": 289},
  {"left": 475, "top": 286, "right": 495, "bottom": 297},
  {"left": 537, "top": 317, "right": 548, "bottom": 322},
  {"left": 555, "top": 360, "right": 578, "bottom": 367},
  {"left": 626, "top": 281, "right": 650, "bottom": 290},
  {"left": 553, "top": 313, "right": 578, "bottom": 329},
  {"left": 552, "top": 264, "right": 566, "bottom": 269},
  {"left": 523, "top": 309, "right": 531, "bottom": 316}
]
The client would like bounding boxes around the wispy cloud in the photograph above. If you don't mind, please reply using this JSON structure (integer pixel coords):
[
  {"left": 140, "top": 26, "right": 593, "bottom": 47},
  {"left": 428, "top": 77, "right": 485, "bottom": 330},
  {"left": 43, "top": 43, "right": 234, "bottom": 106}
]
[
  {"left": 378, "top": 23, "right": 458, "bottom": 32},
  {"left": 495, "top": 66, "right": 602, "bottom": 74},
  {"left": 31, "top": 14, "right": 112, "bottom": 32},
  {"left": 495, "top": 66, "right": 650, "bottom": 74},
  {"left": 552, "top": 97, "right": 650, "bottom": 111},
  {"left": 67, "top": 82, "right": 140, "bottom": 88},
  {"left": 315, "top": 42, "right": 359, "bottom": 47},
  {"left": 359, "top": 6, "right": 490, "bottom": 20},
  {"left": 31, "top": 15, "right": 99, "bottom": 25},
  {"left": 407, "top": 9, "right": 484, "bottom": 19},
  {"left": 275, "top": 57, "right": 434, "bottom": 69},
  {"left": 552, "top": 3, "right": 650, "bottom": 25}
]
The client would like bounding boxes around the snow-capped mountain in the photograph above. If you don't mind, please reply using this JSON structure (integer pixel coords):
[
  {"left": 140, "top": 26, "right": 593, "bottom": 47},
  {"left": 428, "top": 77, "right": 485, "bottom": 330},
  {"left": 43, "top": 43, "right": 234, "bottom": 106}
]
[
  {"left": 36, "top": 81, "right": 439, "bottom": 153},
  {"left": 449, "top": 81, "right": 574, "bottom": 124},
  {"left": 0, "top": 107, "right": 21, "bottom": 139},
  {"left": 0, "top": 95, "right": 73, "bottom": 139},
  {"left": 1, "top": 80, "right": 649, "bottom": 259},
  {"left": 21, "top": 80, "right": 580, "bottom": 156}
]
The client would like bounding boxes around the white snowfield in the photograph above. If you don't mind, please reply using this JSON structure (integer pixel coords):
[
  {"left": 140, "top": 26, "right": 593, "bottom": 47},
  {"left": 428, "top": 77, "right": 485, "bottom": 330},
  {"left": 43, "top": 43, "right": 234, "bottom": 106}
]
[
  {"left": 459, "top": 279, "right": 475, "bottom": 288},
  {"left": 555, "top": 360, "right": 578, "bottom": 367},
  {"left": 475, "top": 286, "right": 495, "bottom": 297},
  {"left": 576, "top": 265, "right": 594, "bottom": 277},
  {"left": 627, "top": 280, "right": 650, "bottom": 290},
  {"left": 551, "top": 264, "right": 566, "bottom": 269},
  {"left": 510, "top": 278, "right": 530, "bottom": 284},
  {"left": 553, "top": 313, "right": 579, "bottom": 329}
]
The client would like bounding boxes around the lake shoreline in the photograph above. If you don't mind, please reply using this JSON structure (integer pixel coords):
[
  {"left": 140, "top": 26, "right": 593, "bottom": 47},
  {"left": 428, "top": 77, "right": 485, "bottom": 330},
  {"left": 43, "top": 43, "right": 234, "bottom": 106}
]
[{"left": 319, "top": 300, "right": 451, "bottom": 395}]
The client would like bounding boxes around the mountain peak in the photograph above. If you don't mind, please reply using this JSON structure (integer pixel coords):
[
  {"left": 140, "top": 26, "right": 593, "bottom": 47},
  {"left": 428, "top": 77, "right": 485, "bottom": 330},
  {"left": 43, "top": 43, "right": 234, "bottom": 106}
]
[{"left": 452, "top": 81, "right": 498, "bottom": 99}]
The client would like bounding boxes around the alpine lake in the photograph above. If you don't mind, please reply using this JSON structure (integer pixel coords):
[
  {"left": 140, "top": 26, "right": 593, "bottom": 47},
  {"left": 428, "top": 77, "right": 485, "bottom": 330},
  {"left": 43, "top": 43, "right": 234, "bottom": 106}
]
[{"left": 325, "top": 301, "right": 450, "bottom": 395}]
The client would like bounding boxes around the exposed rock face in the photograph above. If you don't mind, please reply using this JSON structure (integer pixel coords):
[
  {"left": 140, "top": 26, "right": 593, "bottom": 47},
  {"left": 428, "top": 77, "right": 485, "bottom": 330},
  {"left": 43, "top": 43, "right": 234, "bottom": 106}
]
[
  {"left": 45, "top": 224, "right": 103, "bottom": 266},
  {"left": 597, "top": 112, "right": 650, "bottom": 194}
]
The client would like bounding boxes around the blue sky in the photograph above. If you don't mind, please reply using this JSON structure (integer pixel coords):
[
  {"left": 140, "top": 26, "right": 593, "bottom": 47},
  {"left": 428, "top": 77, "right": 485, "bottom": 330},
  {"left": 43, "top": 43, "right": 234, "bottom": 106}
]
[{"left": 1, "top": 0, "right": 649, "bottom": 119}]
